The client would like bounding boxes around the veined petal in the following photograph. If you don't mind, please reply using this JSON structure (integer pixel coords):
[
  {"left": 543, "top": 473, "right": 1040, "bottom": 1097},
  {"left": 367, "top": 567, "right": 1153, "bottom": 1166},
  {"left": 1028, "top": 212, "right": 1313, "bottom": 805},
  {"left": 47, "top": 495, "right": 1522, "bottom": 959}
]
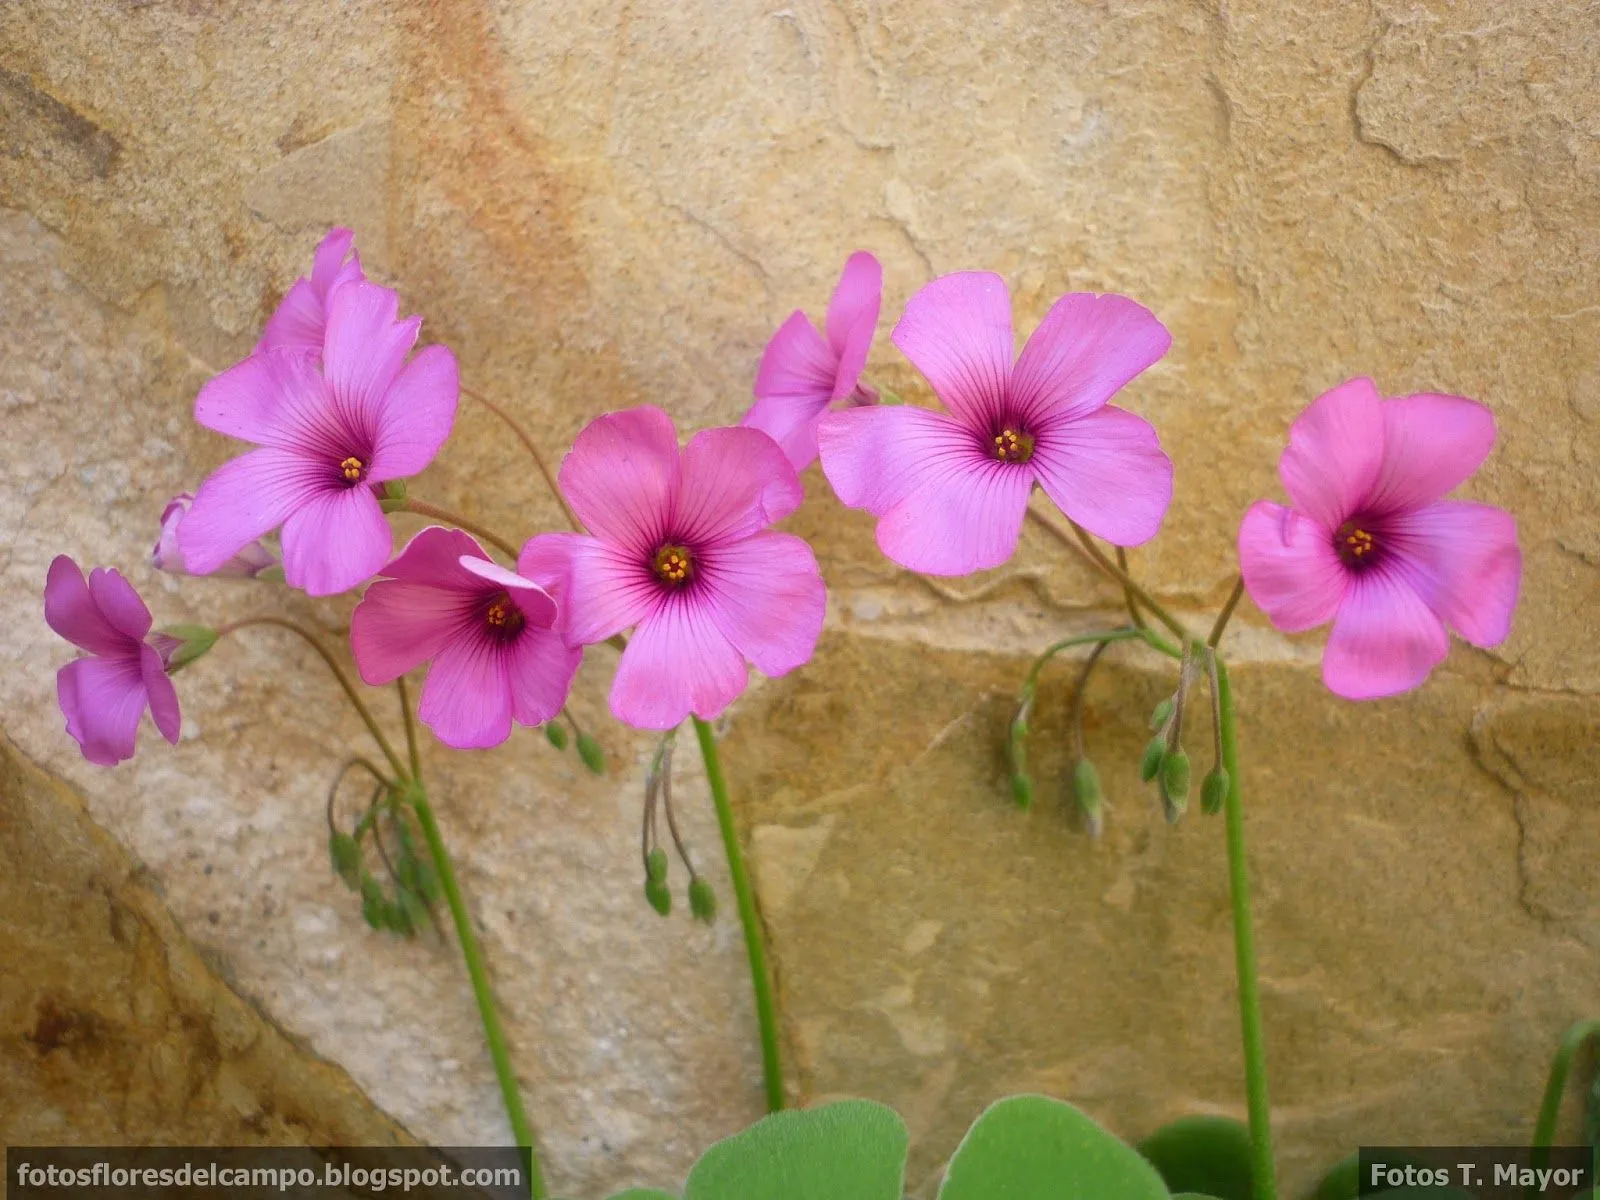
[
  {"left": 755, "top": 309, "right": 836, "bottom": 399},
  {"left": 1009, "top": 292, "right": 1171, "bottom": 425},
  {"left": 1237, "top": 501, "right": 1347, "bottom": 633},
  {"left": 674, "top": 426, "right": 803, "bottom": 545},
  {"left": 370, "top": 344, "right": 459, "bottom": 481},
  {"left": 609, "top": 595, "right": 748, "bottom": 729},
  {"left": 506, "top": 626, "right": 582, "bottom": 727},
  {"left": 87, "top": 566, "right": 154, "bottom": 642},
  {"left": 825, "top": 251, "right": 883, "bottom": 400},
  {"left": 877, "top": 459, "right": 1033, "bottom": 576},
  {"left": 256, "top": 278, "right": 326, "bottom": 358},
  {"left": 1386, "top": 500, "right": 1520, "bottom": 648},
  {"left": 57, "top": 654, "right": 148, "bottom": 766},
  {"left": 459, "top": 556, "right": 559, "bottom": 629},
  {"left": 698, "top": 532, "right": 826, "bottom": 677},
  {"left": 1278, "top": 377, "right": 1385, "bottom": 530},
  {"left": 1030, "top": 405, "right": 1174, "bottom": 546},
  {"left": 417, "top": 637, "right": 514, "bottom": 750},
  {"left": 552, "top": 535, "right": 662, "bottom": 646},
  {"left": 381, "top": 525, "right": 492, "bottom": 590},
  {"left": 350, "top": 577, "right": 470, "bottom": 685},
  {"left": 742, "top": 388, "right": 833, "bottom": 471},
  {"left": 558, "top": 406, "right": 681, "bottom": 554},
  {"left": 309, "top": 227, "right": 358, "bottom": 294},
  {"left": 891, "top": 271, "right": 1014, "bottom": 428},
  {"left": 817, "top": 403, "right": 981, "bottom": 515},
  {"left": 179, "top": 448, "right": 316, "bottom": 576},
  {"left": 194, "top": 349, "right": 335, "bottom": 449},
  {"left": 322, "top": 281, "right": 420, "bottom": 436},
  {"left": 1367, "top": 393, "right": 1497, "bottom": 515},
  {"left": 139, "top": 643, "right": 182, "bottom": 745},
  {"left": 517, "top": 532, "right": 583, "bottom": 613},
  {"left": 1322, "top": 568, "right": 1450, "bottom": 700},
  {"left": 44, "top": 556, "right": 127, "bottom": 656},
  {"left": 278, "top": 485, "right": 392, "bottom": 596}
]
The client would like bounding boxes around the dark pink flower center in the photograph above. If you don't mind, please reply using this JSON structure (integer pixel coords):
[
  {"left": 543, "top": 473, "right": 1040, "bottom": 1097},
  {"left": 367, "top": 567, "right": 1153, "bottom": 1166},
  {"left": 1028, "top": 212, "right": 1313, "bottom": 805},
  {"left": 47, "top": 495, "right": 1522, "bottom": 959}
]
[
  {"left": 1333, "top": 519, "right": 1381, "bottom": 570},
  {"left": 651, "top": 543, "right": 694, "bottom": 588},
  {"left": 481, "top": 592, "right": 525, "bottom": 642},
  {"left": 988, "top": 424, "right": 1035, "bottom": 463}
]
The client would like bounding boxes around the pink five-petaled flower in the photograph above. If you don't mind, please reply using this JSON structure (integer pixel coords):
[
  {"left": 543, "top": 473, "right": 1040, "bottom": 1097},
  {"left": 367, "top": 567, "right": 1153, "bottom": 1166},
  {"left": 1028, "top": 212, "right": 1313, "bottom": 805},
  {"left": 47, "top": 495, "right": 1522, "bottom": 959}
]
[
  {"left": 521, "top": 406, "right": 826, "bottom": 731},
  {"left": 1238, "top": 377, "right": 1520, "bottom": 700},
  {"left": 44, "top": 556, "right": 181, "bottom": 766},
  {"left": 178, "top": 281, "right": 459, "bottom": 596},
  {"left": 153, "top": 493, "right": 276, "bottom": 578},
  {"left": 350, "top": 527, "right": 580, "bottom": 749},
  {"left": 817, "top": 272, "right": 1174, "bottom": 576},
  {"left": 256, "top": 226, "right": 365, "bottom": 358},
  {"left": 742, "top": 251, "right": 882, "bottom": 470}
]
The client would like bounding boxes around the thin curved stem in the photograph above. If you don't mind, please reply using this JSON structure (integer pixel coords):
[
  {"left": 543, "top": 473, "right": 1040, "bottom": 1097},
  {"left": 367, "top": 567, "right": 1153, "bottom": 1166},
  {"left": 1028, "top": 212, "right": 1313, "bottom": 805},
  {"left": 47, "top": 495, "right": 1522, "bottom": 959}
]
[
  {"left": 327, "top": 756, "right": 394, "bottom": 834},
  {"left": 402, "top": 499, "right": 521, "bottom": 559},
  {"left": 1068, "top": 641, "right": 1111, "bottom": 761},
  {"left": 461, "top": 385, "right": 583, "bottom": 534},
  {"left": 1066, "top": 520, "right": 1191, "bottom": 641},
  {"left": 396, "top": 676, "right": 423, "bottom": 783},
  {"left": 1114, "top": 546, "right": 1148, "bottom": 631},
  {"left": 692, "top": 716, "right": 785, "bottom": 1113},
  {"left": 1208, "top": 575, "right": 1246, "bottom": 649},
  {"left": 216, "top": 616, "right": 407, "bottom": 781},
  {"left": 1216, "top": 657, "right": 1278, "bottom": 1200},
  {"left": 1024, "top": 628, "right": 1151, "bottom": 693},
  {"left": 1531, "top": 1019, "right": 1600, "bottom": 1165}
]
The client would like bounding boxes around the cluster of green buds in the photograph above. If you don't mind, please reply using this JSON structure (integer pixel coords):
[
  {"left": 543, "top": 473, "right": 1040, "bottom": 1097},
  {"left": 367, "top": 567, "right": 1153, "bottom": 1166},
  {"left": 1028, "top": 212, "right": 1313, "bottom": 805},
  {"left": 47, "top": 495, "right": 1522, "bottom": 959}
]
[
  {"left": 543, "top": 716, "right": 607, "bottom": 775},
  {"left": 1009, "top": 633, "right": 1121, "bottom": 836},
  {"left": 640, "top": 731, "right": 716, "bottom": 923},
  {"left": 326, "top": 773, "right": 442, "bottom": 937},
  {"left": 1140, "top": 644, "right": 1229, "bottom": 822}
]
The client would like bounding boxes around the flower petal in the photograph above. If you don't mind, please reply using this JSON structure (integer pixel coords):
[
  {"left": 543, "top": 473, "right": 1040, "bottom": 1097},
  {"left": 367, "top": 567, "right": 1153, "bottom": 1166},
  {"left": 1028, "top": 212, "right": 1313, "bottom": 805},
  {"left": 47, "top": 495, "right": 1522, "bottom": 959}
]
[
  {"left": 825, "top": 252, "right": 883, "bottom": 401},
  {"left": 179, "top": 448, "right": 316, "bottom": 576},
  {"left": 745, "top": 310, "right": 836, "bottom": 470},
  {"left": 505, "top": 626, "right": 582, "bottom": 728},
  {"left": 1030, "top": 404, "right": 1174, "bottom": 546},
  {"left": 742, "top": 388, "right": 833, "bottom": 471},
  {"left": 1322, "top": 569, "right": 1450, "bottom": 700},
  {"left": 369, "top": 344, "right": 459, "bottom": 481},
  {"left": 459, "top": 556, "right": 559, "bottom": 629},
  {"left": 1237, "top": 501, "right": 1346, "bottom": 633},
  {"left": 517, "top": 531, "right": 582, "bottom": 612},
  {"left": 818, "top": 403, "right": 978, "bottom": 515},
  {"left": 87, "top": 566, "right": 154, "bottom": 642},
  {"left": 1386, "top": 500, "right": 1520, "bottom": 647},
  {"left": 1009, "top": 292, "right": 1171, "bottom": 425},
  {"left": 44, "top": 556, "right": 126, "bottom": 656},
  {"left": 57, "top": 654, "right": 148, "bottom": 766},
  {"left": 417, "top": 637, "right": 513, "bottom": 749},
  {"left": 194, "top": 349, "right": 334, "bottom": 449},
  {"left": 322, "top": 281, "right": 421, "bottom": 436},
  {"left": 558, "top": 406, "right": 681, "bottom": 554},
  {"left": 877, "top": 462, "right": 1033, "bottom": 575},
  {"left": 674, "top": 426, "right": 804, "bottom": 545},
  {"left": 1367, "top": 393, "right": 1498, "bottom": 515},
  {"left": 1278, "top": 377, "right": 1385, "bottom": 530},
  {"left": 699, "top": 532, "right": 826, "bottom": 677},
  {"left": 891, "top": 271, "right": 1014, "bottom": 428},
  {"left": 309, "top": 227, "right": 358, "bottom": 294},
  {"left": 140, "top": 643, "right": 182, "bottom": 745},
  {"left": 278, "top": 484, "right": 392, "bottom": 596},
  {"left": 609, "top": 595, "right": 748, "bottom": 729},
  {"left": 561, "top": 537, "right": 662, "bottom": 645},
  {"left": 256, "top": 278, "right": 326, "bottom": 358},
  {"left": 350, "top": 578, "right": 469, "bottom": 685}
]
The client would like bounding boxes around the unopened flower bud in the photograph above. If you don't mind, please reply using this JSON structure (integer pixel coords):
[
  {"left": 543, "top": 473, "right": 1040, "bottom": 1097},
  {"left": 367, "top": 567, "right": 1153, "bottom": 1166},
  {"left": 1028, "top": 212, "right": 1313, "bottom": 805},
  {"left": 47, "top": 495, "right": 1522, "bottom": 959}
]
[
  {"left": 154, "top": 493, "right": 277, "bottom": 578},
  {"left": 1010, "top": 772, "right": 1034, "bottom": 810},
  {"left": 644, "top": 876, "right": 672, "bottom": 917},
  {"left": 688, "top": 877, "right": 717, "bottom": 923},
  {"left": 645, "top": 847, "right": 669, "bottom": 885},
  {"left": 1161, "top": 749, "right": 1192, "bottom": 810},
  {"left": 1073, "top": 759, "right": 1104, "bottom": 837},
  {"left": 544, "top": 723, "right": 568, "bottom": 750},
  {"left": 378, "top": 480, "right": 409, "bottom": 513},
  {"left": 1139, "top": 735, "right": 1166, "bottom": 783},
  {"left": 360, "top": 876, "right": 384, "bottom": 929},
  {"left": 1148, "top": 697, "right": 1174, "bottom": 732},
  {"left": 1201, "top": 767, "right": 1230, "bottom": 816},
  {"left": 576, "top": 732, "right": 606, "bottom": 775},
  {"left": 328, "top": 832, "right": 361, "bottom": 888},
  {"left": 152, "top": 623, "right": 218, "bottom": 673}
]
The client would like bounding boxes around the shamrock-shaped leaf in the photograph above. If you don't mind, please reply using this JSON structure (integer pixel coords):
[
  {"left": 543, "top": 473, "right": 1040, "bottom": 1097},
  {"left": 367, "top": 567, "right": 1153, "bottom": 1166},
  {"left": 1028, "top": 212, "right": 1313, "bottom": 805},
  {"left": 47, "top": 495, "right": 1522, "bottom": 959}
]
[
  {"left": 1136, "top": 1114, "right": 1254, "bottom": 1200},
  {"left": 683, "top": 1099, "right": 906, "bottom": 1200}
]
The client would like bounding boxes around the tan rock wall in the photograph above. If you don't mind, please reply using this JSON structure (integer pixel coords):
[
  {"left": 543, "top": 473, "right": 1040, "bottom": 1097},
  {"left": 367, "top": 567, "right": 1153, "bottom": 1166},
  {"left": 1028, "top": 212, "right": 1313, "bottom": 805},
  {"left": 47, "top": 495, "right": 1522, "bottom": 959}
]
[{"left": 2, "top": 2, "right": 1596, "bottom": 1197}]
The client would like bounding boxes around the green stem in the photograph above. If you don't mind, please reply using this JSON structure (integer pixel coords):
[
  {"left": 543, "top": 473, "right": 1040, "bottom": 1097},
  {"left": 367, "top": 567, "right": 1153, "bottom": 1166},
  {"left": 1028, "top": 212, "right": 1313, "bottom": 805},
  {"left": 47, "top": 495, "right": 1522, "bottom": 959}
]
[
  {"left": 1531, "top": 1019, "right": 1600, "bottom": 1167},
  {"left": 409, "top": 786, "right": 547, "bottom": 1199},
  {"left": 1024, "top": 628, "right": 1163, "bottom": 692},
  {"left": 1215, "top": 657, "right": 1278, "bottom": 1200},
  {"left": 692, "top": 716, "right": 785, "bottom": 1113}
]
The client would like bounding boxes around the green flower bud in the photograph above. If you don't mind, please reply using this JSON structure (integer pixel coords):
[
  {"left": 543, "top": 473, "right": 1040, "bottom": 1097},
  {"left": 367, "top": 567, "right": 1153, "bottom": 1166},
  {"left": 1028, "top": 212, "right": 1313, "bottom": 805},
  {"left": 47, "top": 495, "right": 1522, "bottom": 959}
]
[
  {"left": 544, "top": 723, "right": 568, "bottom": 750},
  {"left": 688, "top": 877, "right": 717, "bottom": 923},
  {"left": 360, "top": 876, "right": 385, "bottom": 929},
  {"left": 378, "top": 479, "right": 408, "bottom": 512},
  {"left": 1010, "top": 772, "right": 1034, "bottom": 810},
  {"left": 644, "top": 876, "right": 672, "bottom": 917},
  {"left": 1161, "top": 749, "right": 1192, "bottom": 809},
  {"left": 645, "top": 847, "right": 669, "bottom": 885},
  {"left": 383, "top": 898, "right": 413, "bottom": 935},
  {"left": 328, "top": 832, "right": 362, "bottom": 889},
  {"left": 1139, "top": 735, "right": 1166, "bottom": 783},
  {"left": 398, "top": 888, "right": 431, "bottom": 934},
  {"left": 153, "top": 624, "right": 219, "bottom": 673},
  {"left": 576, "top": 732, "right": 606, "bottom": 776},
  {"left": 1201, "top": 767, "right": 1230, "bottom": 816},
  {"left": 1073, "top": 759, "right": 1104, "bottom": 837},
  {"left": 1148, "top": 697, "right": 1174, "bottom": 731},
  {"left": 412, "top": 856, "right": 442, "bottom": 903}
]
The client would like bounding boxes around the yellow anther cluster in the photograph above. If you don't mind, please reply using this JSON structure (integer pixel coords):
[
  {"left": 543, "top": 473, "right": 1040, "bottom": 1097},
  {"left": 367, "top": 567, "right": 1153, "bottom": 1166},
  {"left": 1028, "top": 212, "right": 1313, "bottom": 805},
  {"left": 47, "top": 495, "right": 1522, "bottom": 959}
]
[{"left": 340, "top": 455, "right": 364, "bottom": 482}]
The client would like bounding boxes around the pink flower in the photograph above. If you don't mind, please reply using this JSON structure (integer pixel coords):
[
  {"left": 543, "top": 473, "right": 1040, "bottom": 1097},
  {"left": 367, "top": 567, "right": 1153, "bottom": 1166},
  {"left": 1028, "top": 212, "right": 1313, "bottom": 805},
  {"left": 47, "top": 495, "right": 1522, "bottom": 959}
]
[
  {"left": 350, "top": 528, "right": 581, "bottom": 749},
  {"left": 44, "top": 556, "right": 181, "bottom": 766},
  {"left": 742, "top": 252, "right": 882, "bottom": 469},
  {"left": 179, "top": 281, "right": 459, "bottom": 596},
  {"left": 1238, "top": 377, "right": 1520, "bottom": 700},
  {"left": 256, "top": 227, "right": 365, "bottom": 358},
  {"left": 817, "top": 272, "right": 1173, "bottom": 576},
  {"left": 153, "top": 493, "right": 276, "bottom": 578},
  {"left": 522, "top": 406, "right": 826, "bottom": 730}
]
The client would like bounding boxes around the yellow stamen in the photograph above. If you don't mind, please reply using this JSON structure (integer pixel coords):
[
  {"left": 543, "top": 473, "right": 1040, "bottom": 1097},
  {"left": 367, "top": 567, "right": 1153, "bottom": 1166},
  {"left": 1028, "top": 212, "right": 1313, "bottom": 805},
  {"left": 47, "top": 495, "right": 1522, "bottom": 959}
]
[
  {"left": 991, "top": 427, "right": 1035, "bottom": 463},
  {"left": 340, "top": 455, "right": 365, "bottom": 482},
  {"left": 652, "top": 544, "right": 693, "bottom": 586},
  {"left": 483, "top": 595, "right": 524, "bottom": 637}
]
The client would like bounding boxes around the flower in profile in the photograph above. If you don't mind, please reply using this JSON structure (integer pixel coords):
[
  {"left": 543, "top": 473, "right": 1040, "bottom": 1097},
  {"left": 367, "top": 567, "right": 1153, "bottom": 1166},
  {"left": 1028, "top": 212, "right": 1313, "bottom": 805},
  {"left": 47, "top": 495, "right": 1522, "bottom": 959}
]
[
  {"left": 742, "top": 252, "right": 882, "bottom": 470},
  {"left": 817, "top": 272, "right": 1173, "bottom": 576},
  {"left": 1238, "top": 377, "right": 1520, "bottom": 699},
  {"left": 44, "top": 556, "right": 181, "bottom": 766},
  {"left": 350, "top": 527, "right": 580, "bottom": 749},
  {"left": 256, "top": 227, "right": 365, "bottom": 358},
  {"left": 153, "top": 493, "right": 276, "bottom": 578},
  {"left": 179, "top": 281, "right": 458, "bottom": 596},
  {"left": 521, "top": 406, "right": 826, "bottom": 730}
]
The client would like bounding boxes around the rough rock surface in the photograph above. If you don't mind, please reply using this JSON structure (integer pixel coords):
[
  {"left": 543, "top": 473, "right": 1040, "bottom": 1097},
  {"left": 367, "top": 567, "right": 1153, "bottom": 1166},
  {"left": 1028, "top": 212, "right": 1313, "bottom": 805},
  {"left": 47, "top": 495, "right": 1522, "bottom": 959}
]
[{"left": 1, "top": 2, "right": 1596, "bottom": 1197}]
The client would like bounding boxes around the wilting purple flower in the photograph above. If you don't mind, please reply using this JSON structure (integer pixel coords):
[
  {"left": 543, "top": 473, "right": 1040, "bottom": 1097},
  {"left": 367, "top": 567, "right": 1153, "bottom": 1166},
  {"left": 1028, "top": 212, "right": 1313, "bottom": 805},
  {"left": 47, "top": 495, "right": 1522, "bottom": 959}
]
[
  {"left": 44, "top": 556, "right": 180, "bottom": 766},
  {"left": 1238, "top": 377, "right": 1521, "bottom": 699},
  {"left": 153, "top": 493, "right": 276, "bottom": 578},
  {"left": 522, "top": 406, "right": 826, "bottom": 730},
  {"left": 256, "top": 227, "right": 365, "bottom": 358},
  {"left": 818, "top": 272, "right": 1173, "bottom": 576},
  {"left": 742, "top": 252, "right": 882, "bottom": 470},
  {"left": 350, "top": 527, "right": 581, "bottom": 749},
  {"left": 179, "top": 281, "right": 458, "bottom": 596}
]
